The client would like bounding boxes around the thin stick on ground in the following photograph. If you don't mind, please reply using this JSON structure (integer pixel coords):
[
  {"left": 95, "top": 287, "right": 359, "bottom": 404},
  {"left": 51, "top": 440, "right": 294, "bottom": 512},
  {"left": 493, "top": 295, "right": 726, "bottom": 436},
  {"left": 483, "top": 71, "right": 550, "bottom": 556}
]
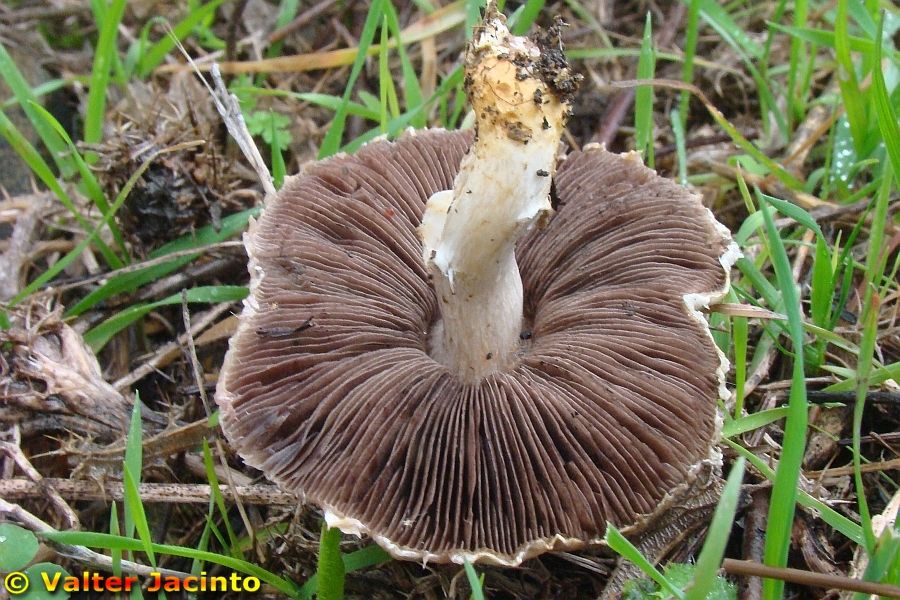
[
  {"left": 0, "top": 479, "right": 296, "bottom": 505},
  {"left": 114, "top": 301, "right": 236, "bottom": 391},
  {"left": 181, "top": 292, "right": 257, "bottom": 556},
  {"left": 722, "top": 559, "right": 900, "bottom": 598},
  {"left": 0, "top": 441, "right": 79, "bottom": 529}
]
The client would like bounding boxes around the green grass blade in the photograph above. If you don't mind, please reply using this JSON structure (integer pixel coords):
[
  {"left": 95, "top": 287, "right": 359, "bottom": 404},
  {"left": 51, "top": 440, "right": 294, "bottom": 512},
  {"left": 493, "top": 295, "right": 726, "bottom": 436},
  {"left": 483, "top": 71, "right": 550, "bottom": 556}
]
[
  {"left": 785, "top": 0, "right": 808, "bottom": 128},
  {"left": 759, "top": 192, "right": 823, "bottom": 240},
  {"left": 823, "top": 361, "right": 900, "bottom": 393},
  {"left": 28, "top": 101, "right": 129, "bottom": 259},
  {"left": 830, "top": 117, "right": 857, "bottom": 190},
  {"left": 726, "top": 287, "right": 749, "bottom": 417},
  {"left": 266, "top": 0, "right": 300, "bottom": 58},
  {"left": 124, "top": 398, "right": 142, "bottom": 496},
  {"left": 8, "top": 140, "right": 169, "bottom": 305},
  {"left": 84, "top": 0, "right": 127, "bottom": 153},
  {"left": 856, "top": 529, "right": 900, "bottom": 598},
  {"left": 412, "top": 0, "right": 437, "bottom": 12},
  {"left": 301, "top": 93, "right": 380, "bottom": 120},
  {"left": 123, "top": 397, "right": 143, "bottom": 540},
  {"left": 723, "top": 438, "right": 863, "bottom": 544},
  {"left": 273, "top": 0, "right": 301, "bottom": 29},
  {"left": 0, "top": 108, "right": 123, "bottom": 269},
  {"left": 849, "top": 0, "right": 878, "bottom": 36},
  {"left": 378, "top": 16, "right": 399, "bottom": 131},
  {"left": 66, "top": 207, "right": 259, "bottom": 317},
  {"left": 448, "top": 76, "right": 467, "bottom": 128},
  {"left": 635, "top": 13, "right": 655, "bottom": 168},
  {"left": 297, "top": 545, "right": 390, "bottom": 599},
  {"left": 464, "top": 0, "right": 484, "bottom": 40},
  {"left": 766, "top": 23, "right": 893, "bottom": 56},
  {"left": 0, "top": 41, "right": 77, "bottom": 178},
  {"left": 670, "top": 109, "right": 688, "bottom": 184},
  {"left": 733, "top": 315, "right": 748, "bottom": 415},
  {"left": 109, "top": 502, "right": 121, "bottom": 575},
  {"left": 1, "top": 78, "right": 72, "bottom": 110},
  {"left": 851, "top": 161, "right": 894, "bottom": 554},
  {"left": 758, "top": 196, "right": 808, "bottom": 600},
  {"left": 694, "top": 0, "right": 763, "bottom": 58},
  {"left": 382, "top": 0, "right": 426, "bottom": 127},
  {"left": 201, "top": 440, "right": 242, "bottom": 557},
  {"left": 810, "top": 237, "right": 834, "bottom": 328},
  {"left": 734, "top": 256, "right": 780, "bottom": 309},
  {"left": 723, "top": 407, "right": 789, "bottom": 438},
  {"left": 852, "top": 290, "right": 879, "bottom": 555},
  {"left": 834, "top": 0, "right": 869, "bottom": 153},
  {"left": 43, "top": 531, "right": 301, "bottom": 597},
  {"left": 464, "top": 560, "right": 486, "bottom": 600},
  {"left": 137, "top": 0, "right": 227, "bottom": 77},
  {"left": 201, "top": 515, "right": 229, "bottom": 554},
  {"left": 83, "top": 285, "right": 249, "bottom": 352},
  {"left": 606, "top": 524, "right": 685, "bottom": 599},
  {"left": 256, "top": 110, "right": 289, "bottom": 189},
  {"left": 678, "top": 0, "right": 700, "bottom": 126},
  {"left": 316, "top": 526, "right": 345, "bottom": 600},
  {"left": 318, "top": 0, "right": 385, "bottom": 158},
  {"left": 685, "top": 458, "right": 746, "bottom": 600},
  {"left": 233, "top": 88, "right": 382, "bottom": 121},
  {"left": 121, "top": 394, "right": 155, "bottom": 586},
  {"left": 872, "top": 15, "right": 900, "bottom": 178},
  {"left": 123, "top": 468, "right": 156, "bottom": 565},
  {"left": 341, "top": 64, "right": 465, "bottom": 153},
  {"left": 340, "top": 545, "right": 391, "bottom": 573},
  {"left": 510, "top": 0, "right": 545, "bottom": 35}
]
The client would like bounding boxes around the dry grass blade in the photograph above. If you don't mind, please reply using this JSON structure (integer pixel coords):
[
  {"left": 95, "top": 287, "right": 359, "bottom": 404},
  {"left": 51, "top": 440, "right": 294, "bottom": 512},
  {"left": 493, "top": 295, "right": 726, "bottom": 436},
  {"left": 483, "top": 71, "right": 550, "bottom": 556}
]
[
  {"left": 208, "top": 64, "right": 274, "bottom": 195},
  {"left": 708, "top": 304, "right": 786, "bottom": 319},
  {"left": 157, "top": 0, "right": 466, "bottom": 75},
  {"left": 168, "top": 25, "right": 274, "bottom": 195}
]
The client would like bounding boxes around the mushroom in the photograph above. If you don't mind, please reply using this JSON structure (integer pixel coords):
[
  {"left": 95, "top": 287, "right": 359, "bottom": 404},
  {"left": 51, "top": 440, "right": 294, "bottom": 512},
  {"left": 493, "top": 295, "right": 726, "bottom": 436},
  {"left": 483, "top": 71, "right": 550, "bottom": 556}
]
[{"left": 216, "top": 7, "right": 739, "bottom": 570}]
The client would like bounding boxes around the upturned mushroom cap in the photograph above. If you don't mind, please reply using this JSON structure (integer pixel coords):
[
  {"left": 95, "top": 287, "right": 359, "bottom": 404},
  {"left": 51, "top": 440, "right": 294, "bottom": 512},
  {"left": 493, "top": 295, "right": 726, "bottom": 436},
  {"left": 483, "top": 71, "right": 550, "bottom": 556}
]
[{"left": 215, "top": 128, "right": 739, "bottom": 565}]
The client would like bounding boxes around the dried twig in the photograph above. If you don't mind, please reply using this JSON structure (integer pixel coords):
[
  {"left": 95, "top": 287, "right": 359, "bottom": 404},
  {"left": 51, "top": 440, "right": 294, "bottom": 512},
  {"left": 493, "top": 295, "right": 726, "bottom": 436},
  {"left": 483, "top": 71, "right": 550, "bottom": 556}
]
[
  {"left": 0, "top": 192, "right": 51, "bottom": 300},
  {"left": 114, "top": 302, "right": 235, "bottom": 391},
  {"left": 181, "top": 293, "right": 258, "bottom": 558},
  {"left": 723, "top": 558, "right": 900, "bottom": 598},
  {"left": 806, "top": 457, "right": 900, "bottom": 479},
  {"left": 0, "top": 479, "right": 296, "bottom": 505},
  {"left": 0, "top": 441, "right": 79, "bottom": 529}
]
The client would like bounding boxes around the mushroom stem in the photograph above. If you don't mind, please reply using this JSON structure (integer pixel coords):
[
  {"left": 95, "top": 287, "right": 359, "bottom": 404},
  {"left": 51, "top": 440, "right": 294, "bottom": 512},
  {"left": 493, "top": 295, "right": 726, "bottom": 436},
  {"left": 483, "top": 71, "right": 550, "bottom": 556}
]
[{"left": 419, "top": 8, "right": 576, "bottom": 382}]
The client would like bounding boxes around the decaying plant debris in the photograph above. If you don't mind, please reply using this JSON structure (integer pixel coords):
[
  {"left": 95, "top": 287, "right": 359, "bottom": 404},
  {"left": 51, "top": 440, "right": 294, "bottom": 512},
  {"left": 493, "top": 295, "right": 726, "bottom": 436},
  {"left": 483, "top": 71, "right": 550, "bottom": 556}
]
[
  {"left": 1, "top": 302, "right": 130, "bottom": 442},
  {"left": 0, "top": 1, "right": 897, "bottom": 599}
]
